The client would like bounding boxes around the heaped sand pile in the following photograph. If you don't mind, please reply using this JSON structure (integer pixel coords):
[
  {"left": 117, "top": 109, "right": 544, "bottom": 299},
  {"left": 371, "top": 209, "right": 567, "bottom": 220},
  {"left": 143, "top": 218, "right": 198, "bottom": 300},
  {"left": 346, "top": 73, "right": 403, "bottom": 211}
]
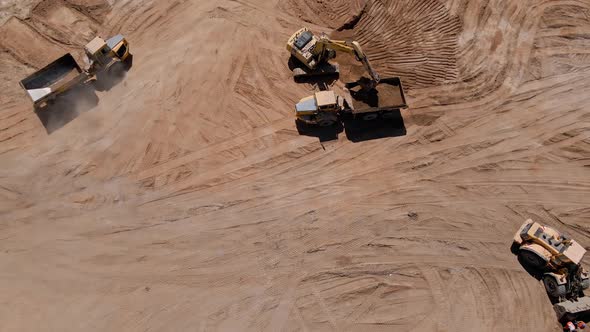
[{"left": 0, "top": 0, "right": 589, "bottom": 331}]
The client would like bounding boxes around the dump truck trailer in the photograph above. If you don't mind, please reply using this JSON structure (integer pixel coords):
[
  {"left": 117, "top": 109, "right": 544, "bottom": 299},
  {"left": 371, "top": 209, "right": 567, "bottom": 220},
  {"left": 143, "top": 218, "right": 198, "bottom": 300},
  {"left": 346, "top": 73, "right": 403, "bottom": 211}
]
[
  {"left": 295, "top": 77, "right": 407, "bottom": 126},
  {"left": 19, "top": 54, "right": 89, "bottom": 110}
]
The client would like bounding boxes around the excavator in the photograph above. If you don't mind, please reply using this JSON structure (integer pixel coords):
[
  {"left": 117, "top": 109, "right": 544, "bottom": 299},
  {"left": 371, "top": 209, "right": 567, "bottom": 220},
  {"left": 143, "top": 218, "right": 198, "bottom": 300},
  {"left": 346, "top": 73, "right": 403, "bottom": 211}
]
[
  {"left": 512, "top": 219, "right": 590, "bottom": 322},
  {"left": 286, "top": 27, "right": 380, "bottom": 89}
]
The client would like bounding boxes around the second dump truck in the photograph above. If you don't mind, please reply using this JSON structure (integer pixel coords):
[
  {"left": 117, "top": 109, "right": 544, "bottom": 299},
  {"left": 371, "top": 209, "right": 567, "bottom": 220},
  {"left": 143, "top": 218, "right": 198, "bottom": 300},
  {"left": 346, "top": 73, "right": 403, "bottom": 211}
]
[
  {"left": 295, "top": 77, "right": 408, "bottom": 127},
  {"left": 19, "top": 34, "right": 131, "bottom": 110}
]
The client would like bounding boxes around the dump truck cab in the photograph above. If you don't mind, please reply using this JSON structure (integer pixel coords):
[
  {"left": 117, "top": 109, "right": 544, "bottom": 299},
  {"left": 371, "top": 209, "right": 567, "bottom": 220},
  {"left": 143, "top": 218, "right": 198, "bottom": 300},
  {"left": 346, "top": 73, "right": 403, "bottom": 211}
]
[
  {"left": 84, "top": 35, "right": 130, "bottom": 73},
  {"left": 295, "top": 91, "right": 342, "bottom": 127}
]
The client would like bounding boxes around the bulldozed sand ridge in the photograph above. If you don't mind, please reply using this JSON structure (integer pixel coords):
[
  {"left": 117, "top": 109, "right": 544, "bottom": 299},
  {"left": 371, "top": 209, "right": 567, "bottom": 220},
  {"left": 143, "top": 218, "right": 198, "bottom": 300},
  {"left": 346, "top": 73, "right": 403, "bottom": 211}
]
[{"left": 1, "top": 0, "right": 589, "bottom": 330}]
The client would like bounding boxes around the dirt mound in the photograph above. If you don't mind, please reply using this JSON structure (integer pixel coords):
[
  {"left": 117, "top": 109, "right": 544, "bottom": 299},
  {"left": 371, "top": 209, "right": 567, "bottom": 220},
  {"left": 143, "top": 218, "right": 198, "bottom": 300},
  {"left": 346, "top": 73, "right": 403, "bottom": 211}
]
[
  {"left": 332, "top": 0, "right": 462, "bottom": 90},
  {"left": 0, "top": 0, "right": 39, "bottom": 25},
  {"left": 279, "top": 0, "right": 367, "bottom": 29}
]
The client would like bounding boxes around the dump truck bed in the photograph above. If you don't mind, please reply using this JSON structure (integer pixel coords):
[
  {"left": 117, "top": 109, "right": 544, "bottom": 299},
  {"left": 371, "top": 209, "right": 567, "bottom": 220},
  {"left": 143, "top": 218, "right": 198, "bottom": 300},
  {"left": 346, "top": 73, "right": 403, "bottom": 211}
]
[
  {"left": 19, "top": 53, "right": 87, "bottom": 107},
  {"left": 344, "top": 77, "right": 407, "bottom": 114}
]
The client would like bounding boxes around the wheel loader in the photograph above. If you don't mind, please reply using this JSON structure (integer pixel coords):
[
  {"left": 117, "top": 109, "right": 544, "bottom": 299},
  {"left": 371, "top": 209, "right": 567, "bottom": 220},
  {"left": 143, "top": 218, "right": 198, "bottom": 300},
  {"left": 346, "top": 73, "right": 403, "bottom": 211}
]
[
  {"left": 19, "top": 34, "right": 131, "bottom": 111},
  {"left": 512, "top": 219, "right": 590, "bottom": 321}
]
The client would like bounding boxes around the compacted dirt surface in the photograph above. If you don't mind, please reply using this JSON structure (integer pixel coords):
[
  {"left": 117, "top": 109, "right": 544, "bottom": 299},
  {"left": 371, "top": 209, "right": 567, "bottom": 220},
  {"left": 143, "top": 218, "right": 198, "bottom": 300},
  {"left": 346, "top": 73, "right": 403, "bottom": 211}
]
[{"left": 1, "top": 0, "right": 590, "bottom": 330}]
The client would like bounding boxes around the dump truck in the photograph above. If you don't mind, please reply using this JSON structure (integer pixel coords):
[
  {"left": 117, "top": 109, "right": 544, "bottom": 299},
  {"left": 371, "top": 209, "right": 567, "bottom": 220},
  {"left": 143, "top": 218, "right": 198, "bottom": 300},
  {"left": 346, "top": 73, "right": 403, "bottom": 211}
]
[
  {"left": 295, "top": 77, "right": 407, "bottom": 126},
  {"left": 512, "top": 219, "right": 590, "bottom": 322},
  {"left": 19, "top": 34, "right": 131, "bottom": 110}
]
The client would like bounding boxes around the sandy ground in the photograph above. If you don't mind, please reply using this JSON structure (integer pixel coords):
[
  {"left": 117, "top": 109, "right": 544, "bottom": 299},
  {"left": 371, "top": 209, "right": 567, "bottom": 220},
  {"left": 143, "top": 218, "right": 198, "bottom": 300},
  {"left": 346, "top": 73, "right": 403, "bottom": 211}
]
[{"left": 1, "top": 0, "right": 589, "bottom": 330}]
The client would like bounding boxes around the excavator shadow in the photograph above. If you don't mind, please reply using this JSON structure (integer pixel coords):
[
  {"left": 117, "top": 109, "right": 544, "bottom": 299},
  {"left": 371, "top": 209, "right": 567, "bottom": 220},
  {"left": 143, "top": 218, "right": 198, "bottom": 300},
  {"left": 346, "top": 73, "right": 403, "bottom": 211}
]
[
  {"left": 342, "top": 110, "right": 407, "bottom": 143},
  {"left": 288, "top": 56, "right": 338, "bottom": 87},
  {"left": 34, "top": 84, "right": 99, "bottom": 134},
  {"left": 295, "top": 120, "right": 343, "bottom": 142}
]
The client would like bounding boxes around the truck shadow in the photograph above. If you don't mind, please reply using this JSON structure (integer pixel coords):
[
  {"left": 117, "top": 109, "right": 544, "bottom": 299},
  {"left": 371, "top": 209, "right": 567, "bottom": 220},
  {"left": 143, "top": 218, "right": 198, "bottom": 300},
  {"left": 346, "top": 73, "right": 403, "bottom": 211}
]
[
  {"left": 295, "top": 111, "right": 407, "bottom": 144},
  {"left": 34, "top": 85, "right": 99, "bottom": 134},
  {"left": 296, "top": 120, "right": 343, "bottom": 142},
  {"left": 94, "top": 54, "right": 133, "bottom": 92},
  {"left": 343, "top": 110, "right": 407, "bottom": 143}
]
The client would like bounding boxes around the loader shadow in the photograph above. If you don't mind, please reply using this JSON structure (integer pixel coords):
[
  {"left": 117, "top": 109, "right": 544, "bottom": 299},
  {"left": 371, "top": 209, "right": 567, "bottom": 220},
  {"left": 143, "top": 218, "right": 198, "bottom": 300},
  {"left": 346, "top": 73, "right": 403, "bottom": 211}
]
[
  {"left": 296, "top": 120, "right": 343, "bottom": 142},
  {"left": 343, "top": 110, "right": 407, "bottom": 143},
  {"left": 34, "top": 85, "right": 99, "bottom": 134}
]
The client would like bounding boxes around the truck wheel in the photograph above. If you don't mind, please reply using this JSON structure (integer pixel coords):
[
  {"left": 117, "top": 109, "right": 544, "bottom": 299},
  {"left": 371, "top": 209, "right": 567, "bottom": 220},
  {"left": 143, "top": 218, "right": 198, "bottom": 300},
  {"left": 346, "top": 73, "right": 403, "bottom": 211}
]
[
  {"left": 518, "top": 249, "right": 547, "bottom": 270},
  {"left": 362, "top": 113, "right": 379, "bottom": 121},
  {"left": 544, "top": 275, "right": 566, "bottom": 298}
]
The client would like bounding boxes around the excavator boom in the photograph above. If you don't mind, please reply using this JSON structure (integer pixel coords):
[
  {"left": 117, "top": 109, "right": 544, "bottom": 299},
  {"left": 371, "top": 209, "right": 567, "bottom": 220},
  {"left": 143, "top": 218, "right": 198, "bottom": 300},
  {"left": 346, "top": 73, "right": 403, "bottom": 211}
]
[{"left": 315, "top": 34, "right": 380, "bottom": 84}]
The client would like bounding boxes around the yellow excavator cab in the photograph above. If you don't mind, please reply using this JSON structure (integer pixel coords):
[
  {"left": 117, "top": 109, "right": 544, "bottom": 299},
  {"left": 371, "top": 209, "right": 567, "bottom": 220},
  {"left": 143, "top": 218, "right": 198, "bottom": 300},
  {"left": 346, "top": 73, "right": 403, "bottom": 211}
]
[{"left": 286, "top": 28, "right": 316, "bottom": 65}]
